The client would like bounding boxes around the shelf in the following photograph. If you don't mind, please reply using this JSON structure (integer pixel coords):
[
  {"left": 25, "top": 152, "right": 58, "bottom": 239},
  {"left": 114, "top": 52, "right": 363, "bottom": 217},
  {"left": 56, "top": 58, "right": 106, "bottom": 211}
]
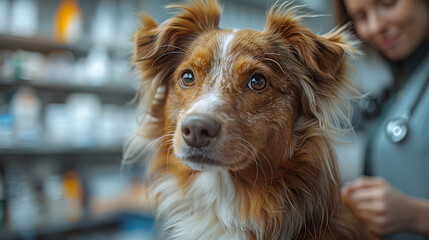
[
  {"left": 0, "top": 78, "right": 137, "bottom": 104},
  {"left": 0, "top": 147, "right": 125, "bottom": 163},
  {"left": 0, "top": 34, "right": 88, "bottom": 58},
  {"left": 0, "top": 212, "right": 156, "bottom": 240},
  {"left": 0, "top": 215, "right": 120, "bottom": 240},
  {"left": 0, "top": 146, "right": 123, "bottom": 158},
  {"left": 0, "top": 78, "right": 136, "bottom": 98}
]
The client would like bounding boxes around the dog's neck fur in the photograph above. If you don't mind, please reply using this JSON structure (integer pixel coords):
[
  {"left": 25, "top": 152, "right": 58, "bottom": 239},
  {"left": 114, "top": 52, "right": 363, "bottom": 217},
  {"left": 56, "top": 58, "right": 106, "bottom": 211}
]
[
  {"left": 152, "top": 170, "right": 252, "bottom": 240},
  {"left": 146, "top": 130, "right": 342, "bottom": 240}
]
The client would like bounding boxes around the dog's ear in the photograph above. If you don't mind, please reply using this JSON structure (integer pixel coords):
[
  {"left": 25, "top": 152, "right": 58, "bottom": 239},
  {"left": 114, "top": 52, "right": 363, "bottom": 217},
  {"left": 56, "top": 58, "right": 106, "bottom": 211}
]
[
  {"left": 265, "top": 7, "right": 358, "bottom": 86},
  {"left": 265, "top": 6, "right": 360, "bottom": 135},
  {"left": 134, "top": 0, "right": 221, "bottom": 108}
]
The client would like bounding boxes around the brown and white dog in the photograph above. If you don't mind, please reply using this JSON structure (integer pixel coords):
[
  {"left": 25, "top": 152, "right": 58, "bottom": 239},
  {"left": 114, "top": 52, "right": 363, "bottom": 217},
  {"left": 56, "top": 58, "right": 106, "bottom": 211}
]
[{"left": 125, "top": 0, "right": 369, "bottom": 239}]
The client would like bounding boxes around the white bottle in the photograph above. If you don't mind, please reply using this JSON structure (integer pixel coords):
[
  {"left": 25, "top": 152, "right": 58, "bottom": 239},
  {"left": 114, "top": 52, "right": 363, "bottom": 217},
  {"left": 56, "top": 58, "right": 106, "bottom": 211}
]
[
  {"left": 91, "top": 0, "right": 116, "bottom": 47},
  {"left": 85, "top": 46, "right": 110, "bottom": 86},
  {"left": 10, "top": 0, "right": 39, "bottom": 37},
  {"left": 43, "top": 175, "right": 67, "bottom": 224},
  {"left": 10, "top": 87, "right": 42, "bottom": 147},
  {"left": 66, "top": 93, "right": 102, "bottom": 148},
  {"left": 0, "top": 0, "right": 9, "bottom": 33}
]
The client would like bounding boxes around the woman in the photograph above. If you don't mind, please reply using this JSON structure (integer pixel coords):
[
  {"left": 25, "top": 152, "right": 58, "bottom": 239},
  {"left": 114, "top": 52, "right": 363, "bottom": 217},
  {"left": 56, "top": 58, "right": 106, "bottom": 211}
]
[{"left": 335, "top": 0, "right": 429, "bottom": 239}]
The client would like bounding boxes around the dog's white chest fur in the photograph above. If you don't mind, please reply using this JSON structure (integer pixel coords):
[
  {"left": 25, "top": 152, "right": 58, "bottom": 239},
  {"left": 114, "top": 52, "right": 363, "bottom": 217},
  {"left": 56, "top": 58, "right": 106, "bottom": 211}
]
[{"left": 152, "top": 170, "right": 258, "bottom": 239}]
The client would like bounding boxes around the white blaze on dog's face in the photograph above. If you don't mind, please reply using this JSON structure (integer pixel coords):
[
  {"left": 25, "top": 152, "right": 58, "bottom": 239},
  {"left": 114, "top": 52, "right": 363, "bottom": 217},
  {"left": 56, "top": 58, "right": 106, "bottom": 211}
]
[{"left": 164, "top": 29, "right": 298, "bottom": 171}]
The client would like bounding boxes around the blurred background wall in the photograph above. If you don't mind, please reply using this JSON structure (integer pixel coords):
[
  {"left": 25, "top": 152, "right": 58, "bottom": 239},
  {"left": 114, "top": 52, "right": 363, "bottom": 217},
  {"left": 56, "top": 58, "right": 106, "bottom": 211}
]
[{"left": 0, "top": 0, "right": 391, "bottom": 239}]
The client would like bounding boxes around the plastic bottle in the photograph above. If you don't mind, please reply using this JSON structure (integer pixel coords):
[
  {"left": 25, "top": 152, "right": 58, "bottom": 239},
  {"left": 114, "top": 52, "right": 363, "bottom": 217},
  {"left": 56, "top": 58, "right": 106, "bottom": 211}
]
[
  {"left": 10, "top": 0, "right": 38, "bottom": 37},
  {"left": 0, "top": 0, "right": 9, "bottom": 33},
  {"left": 85, "top": 46, "right": 110, "bottom": 86},
  {"left": 43, "top": 175, "right": 67, "bottom": 224},
  {"left": 10, "top": 87, "right": 42, "bottom": 147},
  {"left": 54, "top": 0, "right": 83, "bottom": 43},
  {"left": 91, "top": 0, "right": 116, "bottom": 47},
  {"left": 66, "top": 93, "right": 102, "bottom": 148},
  {"left": 62, "top": 170, "right": 84, "bottom": 222},
  {"left": 0, "top": 113, "right": 14, "bottom": 148}
]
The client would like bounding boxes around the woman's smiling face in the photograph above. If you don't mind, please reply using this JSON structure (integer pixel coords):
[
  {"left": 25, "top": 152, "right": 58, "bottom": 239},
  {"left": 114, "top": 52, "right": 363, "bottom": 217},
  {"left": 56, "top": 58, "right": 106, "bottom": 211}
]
[{"left": 344, "top": 0, "right": 428, "bottom": 61}]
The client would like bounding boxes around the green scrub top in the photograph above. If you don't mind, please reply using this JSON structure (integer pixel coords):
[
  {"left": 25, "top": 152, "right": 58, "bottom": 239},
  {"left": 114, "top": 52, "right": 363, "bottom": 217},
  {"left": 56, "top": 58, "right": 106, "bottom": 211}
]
[{"left": 367, "top": 49, "right": 429, "bottom": 240}]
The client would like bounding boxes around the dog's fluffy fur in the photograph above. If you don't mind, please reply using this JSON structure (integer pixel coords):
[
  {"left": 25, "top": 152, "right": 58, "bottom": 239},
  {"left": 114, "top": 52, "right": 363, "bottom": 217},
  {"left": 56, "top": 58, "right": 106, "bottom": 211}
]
[{"left": 125, "top": 0, "right": 369, "bottom": 239}]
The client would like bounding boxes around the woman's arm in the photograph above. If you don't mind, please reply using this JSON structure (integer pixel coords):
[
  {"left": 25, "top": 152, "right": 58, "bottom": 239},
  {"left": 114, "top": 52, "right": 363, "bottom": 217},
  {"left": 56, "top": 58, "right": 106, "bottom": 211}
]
[
  {"left": 408, "top": 197, "right": 429, "bottom": 237},
  {"left": 342, "top": 176, "right": 429, "bottom": 236}
]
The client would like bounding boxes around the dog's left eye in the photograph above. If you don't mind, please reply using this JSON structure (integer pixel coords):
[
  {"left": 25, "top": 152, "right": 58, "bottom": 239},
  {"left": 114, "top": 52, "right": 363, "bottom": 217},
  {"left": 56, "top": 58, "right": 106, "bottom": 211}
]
[
  {"left": 180, "top": 71, "right": 195, "bottom": 87},
  {"left": 248, "top": 74, "right": 268, "bottom": 91}
]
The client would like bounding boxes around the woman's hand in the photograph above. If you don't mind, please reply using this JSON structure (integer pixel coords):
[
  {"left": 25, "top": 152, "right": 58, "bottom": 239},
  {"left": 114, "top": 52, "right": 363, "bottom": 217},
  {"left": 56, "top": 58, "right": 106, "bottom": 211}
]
[{"left": 342, "top": 176, "right": 429, "bottom": 236}]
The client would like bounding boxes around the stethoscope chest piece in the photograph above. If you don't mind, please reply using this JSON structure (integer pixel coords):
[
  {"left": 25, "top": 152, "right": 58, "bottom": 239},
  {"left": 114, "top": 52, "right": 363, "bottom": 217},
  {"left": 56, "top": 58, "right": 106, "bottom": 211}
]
[
  {"left": 384, "top": 73, "right": 429, "bottom": 144},
  {"left": 385, "top": 110, "right": 411, "bottom": 143}
]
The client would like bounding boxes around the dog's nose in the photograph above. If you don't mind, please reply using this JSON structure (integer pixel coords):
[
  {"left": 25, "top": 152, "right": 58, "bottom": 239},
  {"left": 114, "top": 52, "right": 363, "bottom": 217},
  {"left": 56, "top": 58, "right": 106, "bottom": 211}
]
[{"left": 181, "top": 114, "right": 221, "bottom": 147}]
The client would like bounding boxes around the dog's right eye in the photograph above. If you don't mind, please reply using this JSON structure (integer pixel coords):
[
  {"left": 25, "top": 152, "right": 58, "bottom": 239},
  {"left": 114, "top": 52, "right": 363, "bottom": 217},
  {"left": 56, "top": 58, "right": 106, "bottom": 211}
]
[
  {"left": 180, "top": 71, "right": 195, "bottom": 87},
  {"left": 248, "top": 74, "right": 268, "bottom": 92}
]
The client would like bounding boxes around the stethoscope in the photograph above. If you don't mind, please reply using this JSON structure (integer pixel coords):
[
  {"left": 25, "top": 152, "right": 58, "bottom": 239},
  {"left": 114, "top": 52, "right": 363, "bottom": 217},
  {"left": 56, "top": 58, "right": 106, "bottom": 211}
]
[{"left": 385, "top": 75, "right": 429, "bottom": 143}]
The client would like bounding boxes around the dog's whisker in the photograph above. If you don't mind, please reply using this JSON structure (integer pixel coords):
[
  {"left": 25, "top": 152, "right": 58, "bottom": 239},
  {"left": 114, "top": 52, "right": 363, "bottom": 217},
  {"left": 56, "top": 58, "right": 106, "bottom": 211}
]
[
  {"left": 140, "top": 131, "right": 175, "bottom": 163},
  {"left": 249, "top": 159, "right": 259, "bottom": 196},
  {"left": 150, "top": 127, "right": 176, "bottom": 140},
  {"left": 174, "top": 161, "right": 188, "bottom": 174},
  {"left": 166, "top": 144, "right": 175, "bottom": 173},
  {"left": 236, "top": 141, "right": 266, "bottom": 187},
  {"left": 233, "top": 141, "right": 260, "bottom": 197},
  {"left": 259, "top": 57, "right": 287, "bottom": 77},
  {"left": 159, "top": 142, "right": 174, "bottom": 153},
  {"left": 162, "top": 141, "right": 175, "bottom": 173},
  {"left": 258, "top": 150, "right": 274, "bottom": 188},
  {"left": 183, "top": 171, "right": 195, "bottom": 186},
  {"left": 157, "top": 44, "right": 191, "bottom": 56},
  {"left": 140, "top": 136, "right": 164, "bottom": 154},
  {"left": 233, "top": 136, "right": 274, "bottom": 189},
  {"left": 232, "top": 142, "right": 264, "bottom": 191},
  {"left": 158, "top": 140, "right": 174, "bottom": 150},
  {"left": 139, "top": 44, "right": 191, "bottom": 61},
  {"left": 151, "top": 51, "right": 188, "bottom": 67},
  {"left": 281, "top": 183, "right": 303, "bottom": 222},
  {"left": 250, "top": 146, "right": 273, "bottom": 188},
  {"left": 255, "top": 52, "right": 281, "bottom": 58}
]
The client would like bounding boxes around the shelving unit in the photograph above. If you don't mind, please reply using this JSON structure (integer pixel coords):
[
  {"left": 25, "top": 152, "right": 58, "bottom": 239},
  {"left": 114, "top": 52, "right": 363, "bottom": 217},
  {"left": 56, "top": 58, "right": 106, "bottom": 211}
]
[
  {"left": 0, "top": 32, "right": 137, "bottom": 102},
  {"left": 0, "top": 215, "right": 120, "bottom": 240},
  {"left": 0, "top": 211, "right": 156, "bottom": 240},
  {"left": 0, "top": 78, "right": 135, "bottom": 96},
  {"left": 0, "top": 77, "right": 136, "bottom": 104},
  {"left": 0, "top": 146, "right": 123, "bottom": 160},
  {"left": 0, "top": 32, "right": 137, "bottom": 157},
  {"left": 0, "top": 34, "right": 88, "bottom": 58},
  {"left": 0, "top": 30, "right": 144, "bottom": 239}
]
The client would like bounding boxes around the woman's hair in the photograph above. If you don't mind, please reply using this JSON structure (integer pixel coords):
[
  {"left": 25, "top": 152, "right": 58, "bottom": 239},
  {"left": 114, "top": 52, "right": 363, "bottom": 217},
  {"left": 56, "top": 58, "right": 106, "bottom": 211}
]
[
  {"left": 334, "top": 0, "right": 350, "bottom": 27},
  {"left": 334, "top": 0, "right": 429, "bottom": 30},
  {"left": 334, "top": 0, "right": 429, "bottom": 41},
  {"left": 333, "top": 0, "right": 358, "bottom": 37}
]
